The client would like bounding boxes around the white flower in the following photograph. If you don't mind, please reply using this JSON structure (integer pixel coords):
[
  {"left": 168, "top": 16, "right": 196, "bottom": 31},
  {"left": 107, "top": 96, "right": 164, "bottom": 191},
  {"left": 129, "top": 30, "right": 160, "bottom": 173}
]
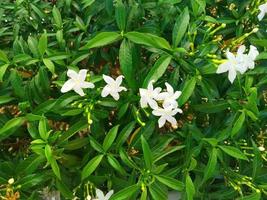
[
  {"left": 61, "top": 69, "right": 95, "bottom": 96},
  {"left": 216, "top": 46, "right": 254, "bottom": 83},
  {"left": 96, "top": 189, "right": 114, "bottom": 200},
  {"left": 139, "top": 80, "right": 162, "bottom": 109},
  {"left": 158, "top": 83, "right": 181, "bottom": 109},
  {"left": 152, "top": 105, "right": 183, "bottom": 128},
  {"left": 101, "top": 75, "right": 127, "bottom": 100},
  {"left": 258, "top": 3, "right": 267, "bottom": 21}
]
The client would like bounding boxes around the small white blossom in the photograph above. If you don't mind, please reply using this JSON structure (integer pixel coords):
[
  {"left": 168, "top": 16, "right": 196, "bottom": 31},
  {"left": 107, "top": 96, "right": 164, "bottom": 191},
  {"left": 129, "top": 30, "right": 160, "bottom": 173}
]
[
  {"left": 158, "top": 83, "right": 181, "bottom": 109},
  {"left": 61, "top": 69, "right": 95, "bottom": 96},
  {"left": 258, "top": 3, "right": 267, "bottom": 21},
  {"left": 139, "top": 80, "right": 162, "bottom": 109},
  {"left": 101, "top": 75, "right": 127, "bottom": 100},
  {"left": 96, "top": 189, "right": 114, "bottom": 200},
  {"left": 152, "top": 105, "right": 183, "bottom": 128},
  {"left": 216, "top": 45, "right": 258, "bottom": 83}
]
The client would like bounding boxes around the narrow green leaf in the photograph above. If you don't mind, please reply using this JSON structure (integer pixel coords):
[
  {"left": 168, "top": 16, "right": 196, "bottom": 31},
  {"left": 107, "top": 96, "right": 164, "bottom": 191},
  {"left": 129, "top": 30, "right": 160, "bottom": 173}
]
[
  {"left": 172, "top": 7, "right": 190, "bottom": 47},
  {"left": 202, "top": 148, "right": 217, "bottom": 183},
  {"left": 103, "top": 125, "right": 119, "bottom": 151},
  {"left": 82, "top": 155, "right": 103, "bottom": 180},
  {"left": 231, "top": 111, "right": 246, "bottom": 137},
  {"left": 0, "top": 64, "right": 9, "bottom": 82},
  {"left": 109, "top": 184, "right": 139, "bottom": 200},
  {"left": 115, "top": 0, "right": 127, "bottom": 31},
  {"left": 142, "top": 55, "right": 172, "bottom": 87},
  {"left": 43, "top": 59, "right": 55, "bottom": 74},
  {"left": 38, "top": 118, "right": 48, "bottom": 140},
  {"left": 155, "top": 175, "right": 184, "bottom": 191},
  {"left": 125, "top": 31, "right": 171, "bottom": 50},
  {"left": 81, "top": 32, "right": 122, "bottom": 50},
  {"left": 107, "top": 155, "right": 126, "bottom": 175},
  {"left": 45, "top": 145, "right": 61, "bottom": 180},
  {"left": 0, "top": 117, "right": 25, "bottom": 141},
  {"left": 0, "top": 50, "right": 9, "bottom": 63},
  {"left": 219, "top": 145, "right": 248, "bottom": 160},
  {"left": 119, "top": 39, "right": 136, "bottom": 89},
  {"left": 178, "top": 76, "right": 196, "bottom": 106},
  {"left": 38, "top": 31, "right": 47, "bottom": 56},
  {"left": 52, "top": 6, "right": 62, "bottom": 28},
  {"left": 0, "top": 95, "right": 15, "bottom": 105},
  {"left": 141, "top": 135, "right": 153, "bottom": 170},
  {"left": 186, "top": 174, "right": 195, "bottom": 200}
]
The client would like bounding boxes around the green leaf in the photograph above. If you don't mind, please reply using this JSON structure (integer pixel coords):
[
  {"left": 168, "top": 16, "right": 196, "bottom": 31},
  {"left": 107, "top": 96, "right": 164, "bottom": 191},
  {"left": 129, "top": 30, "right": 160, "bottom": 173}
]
[
  {"left": 0, "top": 95, "right": 15, "bottom": 105},
  {"left": 115, "top": 0, "right": 127, "bottom": 31},
  {"left": 172, "top": 7, "right": 190, "bottom": 47},
  {"left": 81, "top": 32, "right": 122, "bottom": 50},
  {"left": 38, "top": 31, "right": 47, "bottom": 56},
  {"left": 0, "top": 117, "right": 25, "bottom": 141},
  {"left": 125, "top": 31, "right": 171, "bottom": 50},
  {"left": 43, "top": 59, "right": 55, "bottom": 74},
  {"left": 52, "top": 6, "right": 62, "bottom": 28},
  {"left": 45, "top": 145, "right": 61, "bottom": 180},
  {"left": 202, "top": 148, "right": 217, "bottom": 183},
  {"left": 141, "top": 135, "right": 153, "bottom": 170},
  {"left": 56, "top": 180, "right": 74, "bottom": 199},
  {"left": 178, "top": 76, "right": 197, "bottom": 106},
  {"left": 38, "top": 118, "right": 48, "bottom": 140},
  {"left": 0, "top": 50, "right": 9, "bottom": 63},
  {"left": 219, "top": 145, "right": 248, "bottom": 160},
  {"left": 149, "top": 182, "right": 168, "bottom": 200},
  {"left": 82, "top": 155, "right": 104, "bottom": 180},
  {"left": 142, "top": 55, "right": 172, "bottom": 87},
  {"left": 154, "top": 175, "right": 184, "bottom": 191},
  {"left": 0, "top": 64, "right": 9, "bottom": 82},
  {"left": 116, "top": 121, "right": 136, "bottom": 149},
  {"left": 192, "top": 101, "right": 229, "bottom": 113},
  {"left": 107, "top": 155, "right": 126, "bottom": 175},
  {"left": 28, "top": 36, "right": 39, "bottom": 58},
  {"left": 119, "top": 39, "right": 136, "bottom": 89},
  {"left": 186, "top": 174, "right": 195, "bottom": 200},
  {"left": 109, "top": 184, "right": 139, "bottom": 200},
  {"left": 103, "top": 125, "right": 119, "bottom": 151},
  {"left": 231, "top": 111, "right": 246, "bottom": 137}
]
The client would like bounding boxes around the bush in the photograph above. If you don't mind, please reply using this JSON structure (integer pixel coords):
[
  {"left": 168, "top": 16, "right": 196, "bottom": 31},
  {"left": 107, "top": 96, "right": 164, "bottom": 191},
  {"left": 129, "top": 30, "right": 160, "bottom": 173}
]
[{"left": 0, "top": 0, "right": 267, "bottom": 199}]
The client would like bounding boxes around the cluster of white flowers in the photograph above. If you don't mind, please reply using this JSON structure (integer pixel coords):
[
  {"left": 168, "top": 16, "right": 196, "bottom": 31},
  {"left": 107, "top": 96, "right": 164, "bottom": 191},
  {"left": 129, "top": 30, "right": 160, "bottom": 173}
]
[
  {"left": 216, "top": 45, "right": 259, "bottom": 83},
  {"left": 258, "top": 3, "right": 267, "bottom": 21},
  {"left": 140, "top": 81, "right": 183, "bottom": 128},
  {"left": 61, "top": 69, "right": 127, "bottom": 100},
  {"left": 86, "top": 189, "right": 113, "bottom": 200}
]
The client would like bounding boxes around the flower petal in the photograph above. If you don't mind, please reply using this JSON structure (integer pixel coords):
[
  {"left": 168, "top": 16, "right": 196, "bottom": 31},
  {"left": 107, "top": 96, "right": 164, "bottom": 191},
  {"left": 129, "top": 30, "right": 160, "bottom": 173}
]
[
  {"left": 152, "top": 109, "right": 163, "bottom": 116},
  {"left": 147, "top": 80, "right": 155, "bottom": 91},
  {"left": 104, "top": 190, "right": 114, "bottom": 200},
  {"left": 103, "top": 74, "right": 115, "bottom": 84},
  {"left": 140, "top": 97, "right": 148, "bottom": 108},
  {"left": 148, "top": 99, "right": 159, "bottom": 110},
  {"left": 78, "top": 69, "right": 88, "bottom": 80},
  {"left": 115, "top": 75, "right": 124, "bottom": 86},
  {"left": 237, "top": 45, "right": 246, "bottom": 55},
  {"left": 216, "top": 62, "right": 230, "bottom": 74},
  {"left": 73, "top": 86, "right": 85, "bottom": 96},
  {"left": 166, "top": 115, "right": 177, "bottom": 126},
  {"left": 158, "top": 116, "right": 166, "bottom": 128},
  {"left": 61, "top": 79, "right": 75, "bottom": 93},
  {"left": 96, "top": 189, "right": 105, "bottom": 200},
  {"left": 67, "top": 69, "right": 78, "bottom": 79},
  {"left": 165, "top": 82, "right": 174, "bottom": 94},
  {"left": 81, "top": 81, "right": 95, "bottom": 89},
  {"left": 110, "top": 91, "right": 120, "bottom": 100},
  {"left": 101, "top": 86, "right": 110, "bottom": 97},
  {"left": 228, "top": 68, "right": 237, "bottom": 83}
]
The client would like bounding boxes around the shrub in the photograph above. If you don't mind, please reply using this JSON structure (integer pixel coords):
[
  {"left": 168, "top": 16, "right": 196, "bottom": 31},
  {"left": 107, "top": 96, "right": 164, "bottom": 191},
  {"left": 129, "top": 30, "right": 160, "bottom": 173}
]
[{"left": 0, "top": 0, "right": 267, "bottom": 199}]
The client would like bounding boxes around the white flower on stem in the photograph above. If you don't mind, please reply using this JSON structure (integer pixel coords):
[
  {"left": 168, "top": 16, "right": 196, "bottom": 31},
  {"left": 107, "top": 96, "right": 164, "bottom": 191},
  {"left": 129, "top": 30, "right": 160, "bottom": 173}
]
[
  {"left": 61, "top": 69, "right": 95, "bottom": 96},
  {"left": 101, "top": 75, "right": 127, "bottom": 100},
  {"left": 216, "top": 47, "right": 248, "bottom": 83},
  {"left": 96, "top": 189, "right": 114, "bottom": 200},
  {"left": 158, "top": 83, "right": 181, "bottom": 109},
  {"left": 139, "top": 80, "right": 162, "bottom": 109},
  {"left": 152, "top": 105, "right": 183, "bottom": 128},
  {"left": 244, "top": 45, "right": 259, "bottom": 70},
  {"left": 258, "top": 3, "right": 267, "bottom": 21}
]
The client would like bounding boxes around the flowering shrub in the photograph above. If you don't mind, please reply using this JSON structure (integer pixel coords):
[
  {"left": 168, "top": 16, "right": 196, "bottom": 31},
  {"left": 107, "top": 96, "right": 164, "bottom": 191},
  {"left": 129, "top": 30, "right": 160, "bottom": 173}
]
[{"left": 0, "top": 0, "right": 267, "bottom": 199}]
